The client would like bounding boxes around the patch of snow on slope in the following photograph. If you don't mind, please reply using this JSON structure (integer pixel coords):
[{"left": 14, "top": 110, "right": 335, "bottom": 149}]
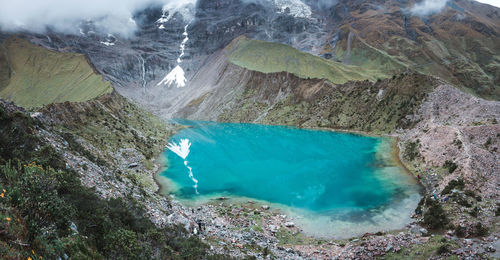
[
  {"left": 177, "top": 25, "right": 189, "bottom": 63},
  {"left": 100, "top": 34, "right": 116, "bottom": 46},
  {"left": 157, "top": 65, "right": 186, "bottom": 88},
  {"left": 100, "top": 41, "right": 115, "bottom": 46},
  {"left": 157, "top": 0, "right": 196, "bottom": 28},
  {"left": 274, "top": 0, "right": 312, "bottom": 18}
]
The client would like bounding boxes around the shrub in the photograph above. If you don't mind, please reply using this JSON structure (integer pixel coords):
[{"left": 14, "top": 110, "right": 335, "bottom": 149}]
[
  {"left": 463, "top": 191, "right": 481, "bottom": 205},
  {"left": 455, "top": 225, "right": 466, "bottom": 237},
  {"left": 443, "top": 160, "right": 458, "bottom": 173},
  {"left": 474, "top": 223, "right": 488, "bottom": 237},
  {"left": 441, "top": 179, "right": 464, "bottom": 195},
  {"left": 484, "top": 137, "right": 492, "bottom": 148},
  {"left": 403, "top": 140, "right": 420, "bottom": 161},
  {"left": 104, "top": 228, "right": 143, "bottom": 259},
  {"left": 423, "top": 197, "right": 448, "bottom": 230},
  {"left": 456, "top": 196, "right": 472, "bottom": 208},
  {"left": 0, "top": 106, "right": 6, "bottom": 120},
  {"left": 469, "top": 207, "right": 479, "bottom": 217},
  {"left": 436, "top": 244, "right": 451, "bottom": 255}
]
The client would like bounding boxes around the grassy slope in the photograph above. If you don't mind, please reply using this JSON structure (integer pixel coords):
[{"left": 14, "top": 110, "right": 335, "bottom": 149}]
[
  {"left": 0, "top": 44, "right": 9, "bottom": 90},
  {"left": 333, "top": 31, "right": 408, "bottom": 76},
  {"left": 227, "top": 37, "right": 390, "bottom": 84},
  {"left": 41, "top": 92, "right": 170, "bottom": 193},
  {"left": 0, "top": 36, "right": 219, "bottom": 259},
  {"left": 0, "top": 37, "right": 112, "bottom": 109}
]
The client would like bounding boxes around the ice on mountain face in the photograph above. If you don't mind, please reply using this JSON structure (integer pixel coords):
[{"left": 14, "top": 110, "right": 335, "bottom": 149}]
[
  {"left": 156, "top": 0, "right": 196, "bottom": 28},
  {"left": 274, "top": 0, "right": 312, "bottom": 18},
  {"left": 100, "top": 34, "right": 116, "bottom": 47},
  {"left": 100, "top": 41, "right": 115, "bottom": 46},
  {"left": 128, "top": 17, "right": 136, "bottom": 26},
  {"left": 157, "top": 24, "right": 189, "bottom": 88},
  {"left": 157, "top": 65, "right": 186, "bottom": 88}
]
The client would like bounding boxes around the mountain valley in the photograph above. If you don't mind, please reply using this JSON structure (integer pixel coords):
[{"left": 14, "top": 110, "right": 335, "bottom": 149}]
[{"left": 0, "top": 0, "right": 499, "bottom": 259}]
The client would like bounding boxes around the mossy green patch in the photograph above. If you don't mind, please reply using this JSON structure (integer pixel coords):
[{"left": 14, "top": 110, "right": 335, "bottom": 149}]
[
  {"left": 228, "top": 37, "right": 386, "bottom": 84},
  {"left": 0, "top": 45, "right": 10, "bottom": 91},
  {"left": 275, "top": 228, "right": 319, "bottom": 246},
  {"left": 383, "top": 235, "right": 459, "bottom": 259},
  {"left": 0, "top": 37, "right": 112, "bottom": 109},
  {"left": 42, "top": 93, "right": 169, "bottom": 168},
  {"left": 334, "top": 34, "right": 406, "bottom": 78}
]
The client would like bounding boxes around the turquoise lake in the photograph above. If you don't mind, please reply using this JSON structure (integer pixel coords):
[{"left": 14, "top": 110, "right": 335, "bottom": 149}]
[{"left": 159, "top": 121, "right": 421, "bottom": 238}]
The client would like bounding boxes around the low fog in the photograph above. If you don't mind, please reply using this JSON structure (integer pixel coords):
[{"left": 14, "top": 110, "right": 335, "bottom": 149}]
[
  {"left": 0, "top": 0, "right": 195, "bottom": 37},
  {"left": 409, "top": 0, "right": 450, "bottom": 16}
]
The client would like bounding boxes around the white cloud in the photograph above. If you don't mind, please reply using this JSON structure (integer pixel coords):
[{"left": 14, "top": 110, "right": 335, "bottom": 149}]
[
  {"left": 0, "top": 0, "right": 193, "bottom": 37},
  {"left": 475, "top": 0, "right": 500, "bottom": 8},
  {"left": 409, "top": 0, "right": 449, "bottom": 16}
]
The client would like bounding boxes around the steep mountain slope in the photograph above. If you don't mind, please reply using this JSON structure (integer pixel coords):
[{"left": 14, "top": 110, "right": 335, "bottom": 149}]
[
  {"left": 0, "top": 37, "right": 222, "bottom": 259},
  {"left": 11, "top": 0, "right": 499, "bottom": 106},
  {"left": 0, "top": 37, "right": 112, "bottom": 109},
  {"left": 146, "top": 35, "right": 403, "bottom": 119},
  {"left": 331, "top": 0, "right": 500, "bottom": 99},
  {"left": 0, "top": 100, "right": 213, "bottom": 259},
  {"left": 173, "top": 43, "right": 437, "bottom": 133}
]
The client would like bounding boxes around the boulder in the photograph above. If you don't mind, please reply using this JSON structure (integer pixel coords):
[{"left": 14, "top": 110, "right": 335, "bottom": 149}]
[
  {"left": 285, "top": 221, "right": 295, "bottom": 227},
  {"left": 128, "top": 162, "right": 139, "bottom": 168}
]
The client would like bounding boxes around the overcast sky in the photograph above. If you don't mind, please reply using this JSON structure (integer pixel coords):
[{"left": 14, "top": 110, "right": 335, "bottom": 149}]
[
  {"left": 0, "top": 0, "right": 179, "bottom": 36},
  {"left": 475, "top": 0, "right": 500, "bottom": 8}
]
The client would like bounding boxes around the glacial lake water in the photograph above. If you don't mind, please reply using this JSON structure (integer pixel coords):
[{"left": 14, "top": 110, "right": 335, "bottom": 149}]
[{"left": 158, "top": 120, "right": 421, "bottom": 238}]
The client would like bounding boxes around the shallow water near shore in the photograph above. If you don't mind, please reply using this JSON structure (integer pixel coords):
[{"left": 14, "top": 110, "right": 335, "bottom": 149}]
[{"left": 158, "top": 120, "right": 421, "bottom": 238}]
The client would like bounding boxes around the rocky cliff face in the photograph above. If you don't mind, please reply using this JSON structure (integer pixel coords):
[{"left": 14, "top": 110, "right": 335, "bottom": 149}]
[
  {"left": 331, "top": 0, "right": 500, "bottom": 99},
  {"left": 4, "top": 0, "right": 497, "bottom": 110}
]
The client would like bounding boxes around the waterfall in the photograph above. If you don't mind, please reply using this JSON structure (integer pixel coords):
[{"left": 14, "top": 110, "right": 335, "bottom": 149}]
[
  {"left": 343, "top": 31, "right": 353, "bottom": 65},
  {"left": 137, "top": 55, "right": 146, "bottom": 94},
  {"left": 177, "top": 24, "right": 189, "bottom": 63}
]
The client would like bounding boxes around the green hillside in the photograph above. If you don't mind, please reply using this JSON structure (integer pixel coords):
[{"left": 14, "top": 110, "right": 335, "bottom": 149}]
[
  {"left": 0, "top": 37, "right": 112, "bottom": 109},
  {"left": 227, "top": 37, "right": 390, "bottom": 84}
]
